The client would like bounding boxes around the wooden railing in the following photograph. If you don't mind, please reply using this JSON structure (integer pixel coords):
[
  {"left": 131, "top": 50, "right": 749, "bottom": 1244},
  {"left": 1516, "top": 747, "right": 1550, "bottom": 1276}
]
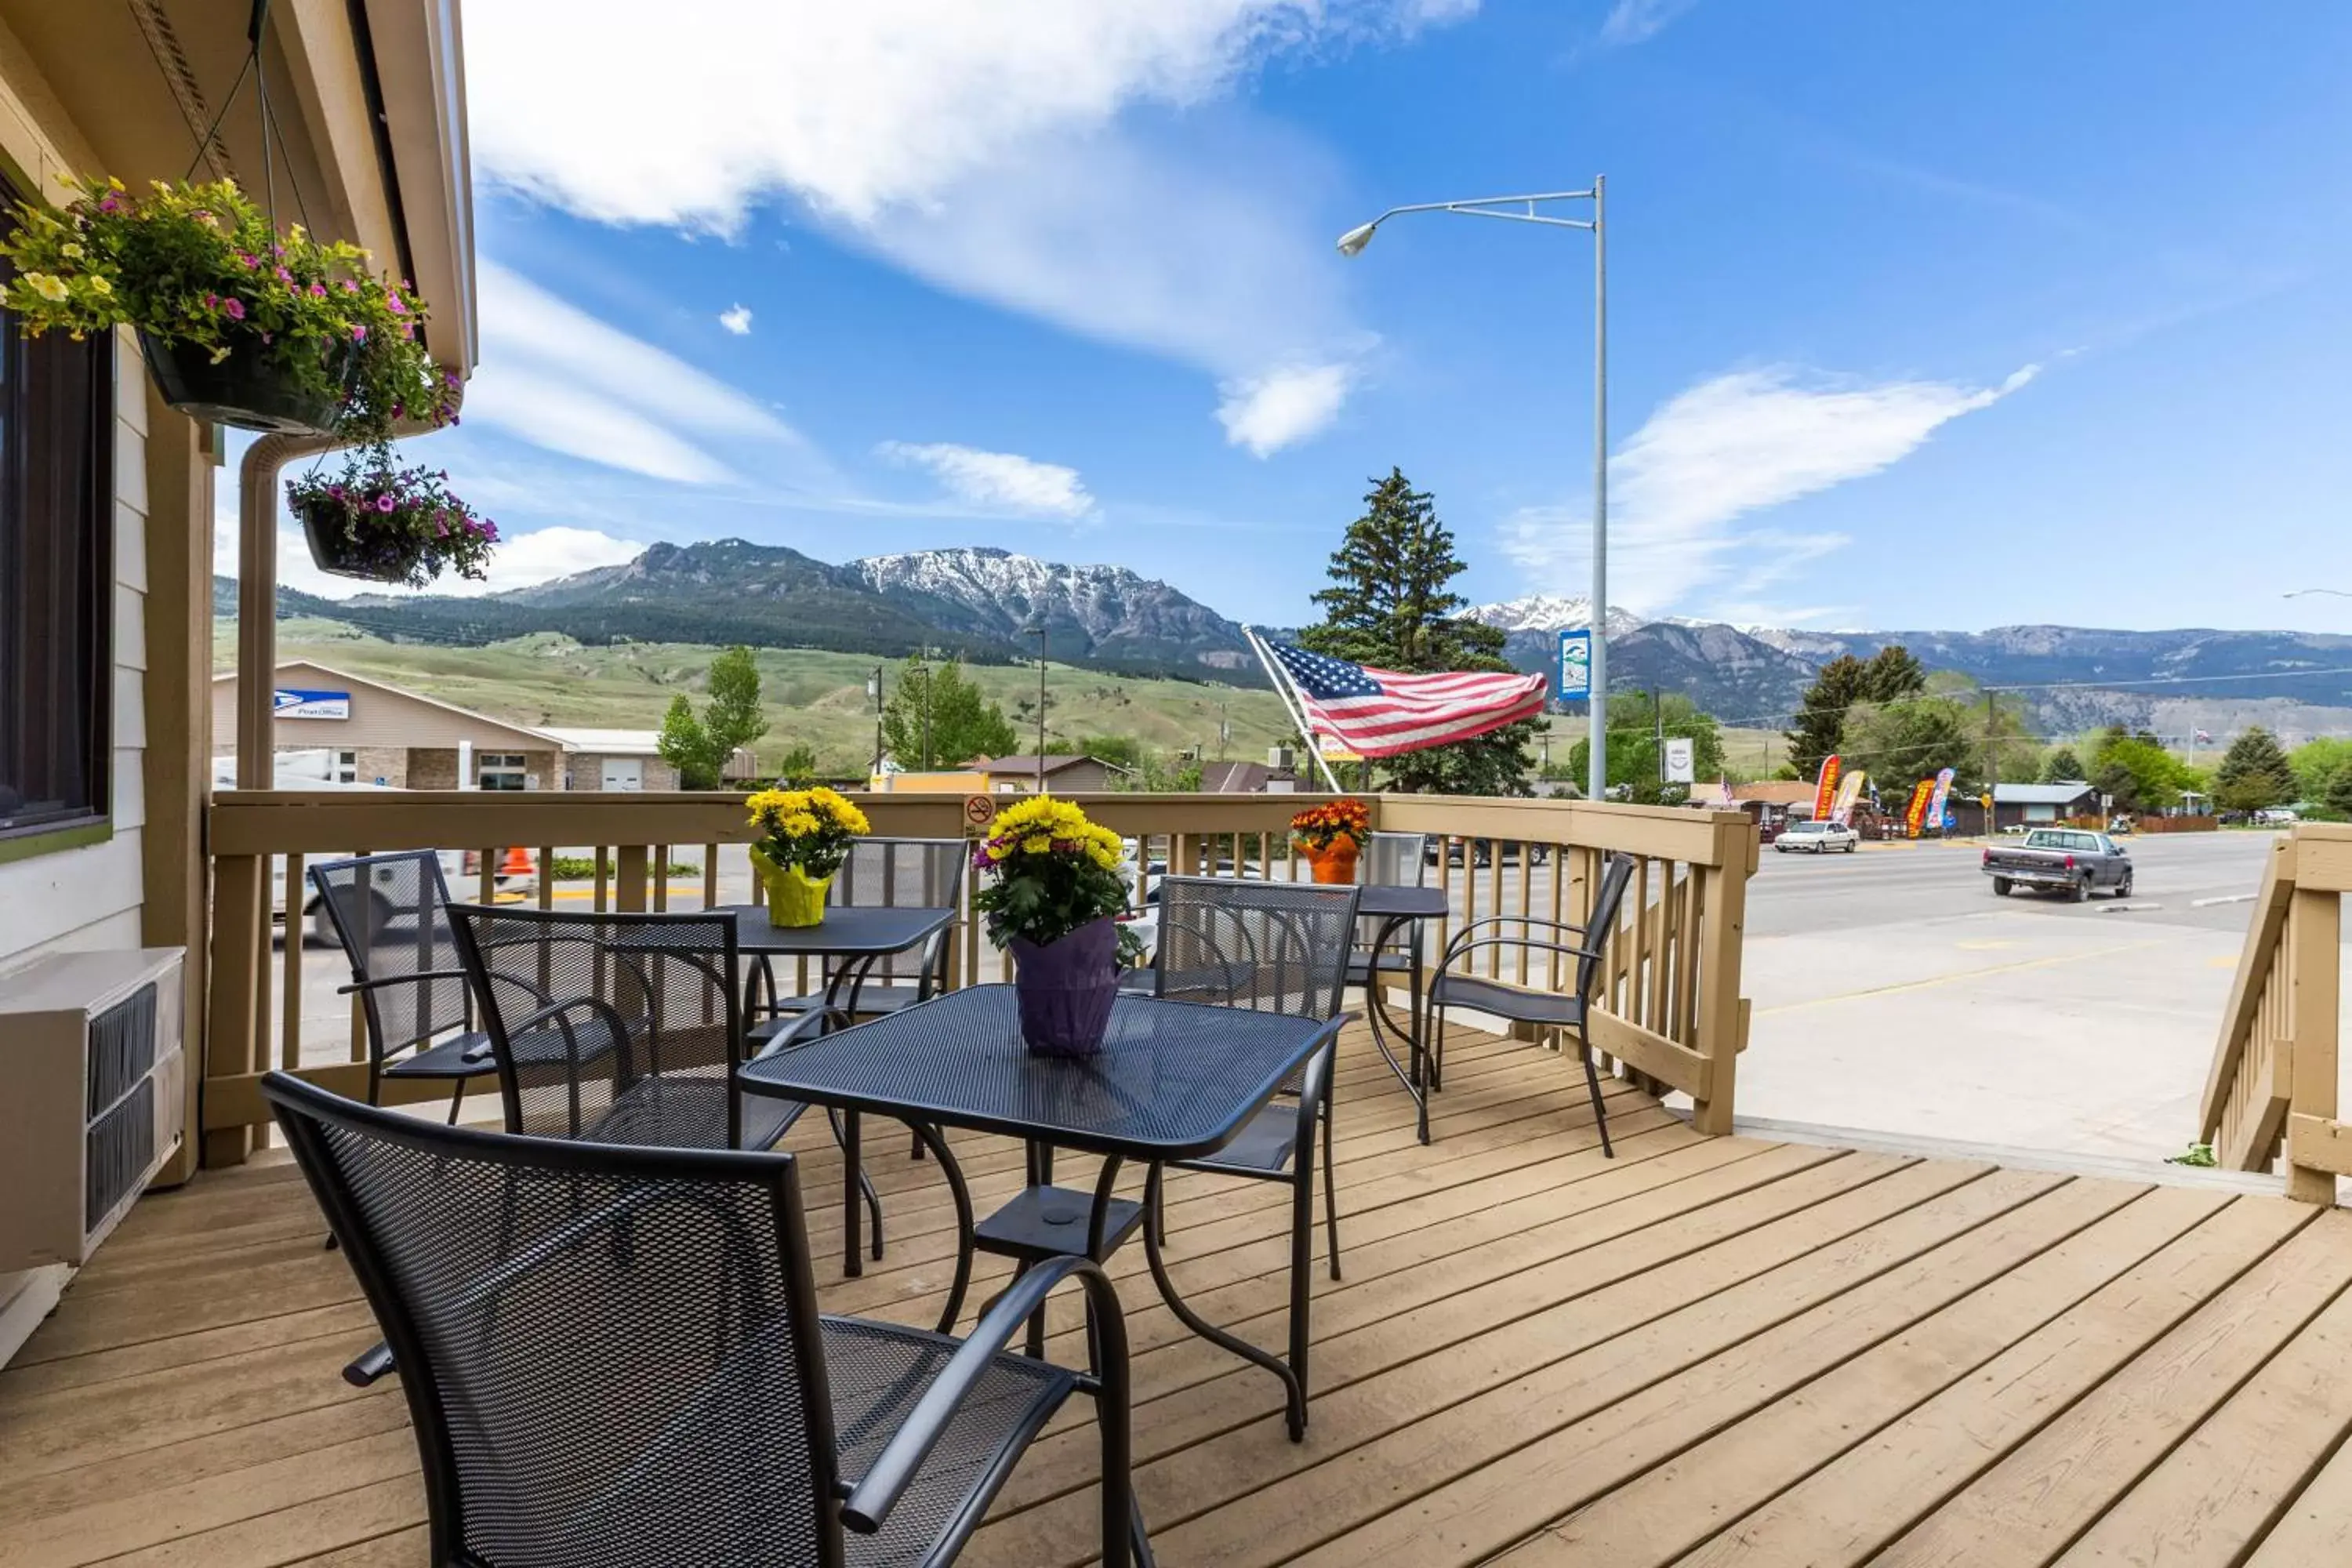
[
  {"left": 200, "top": 789, "right": 1756, "bottom": 1164},
  {"left": 2201, "top": 824, "right": 2349, "bottom": 1203}
]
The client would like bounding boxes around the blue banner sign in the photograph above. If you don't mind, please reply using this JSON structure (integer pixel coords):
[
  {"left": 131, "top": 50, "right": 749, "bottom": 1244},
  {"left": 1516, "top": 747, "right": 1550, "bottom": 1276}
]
[
  {"left": 274, "top": 688, "right": 350, "bottom": 720},
  {"left": 1556, "top": 628, "right": 1592, "bottom": 702}
]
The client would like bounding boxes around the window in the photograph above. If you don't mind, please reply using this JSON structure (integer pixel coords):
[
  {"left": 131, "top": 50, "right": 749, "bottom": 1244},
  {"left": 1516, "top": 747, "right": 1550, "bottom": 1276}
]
[
  {"left": 332, "top": 750, "right": 358, "bottom": 784},
  {"left": 477, "top": 753, "right": 529, "bottom": 791},
  {"left": 0, "top": 170, "right": 115, "bottom": 844}
]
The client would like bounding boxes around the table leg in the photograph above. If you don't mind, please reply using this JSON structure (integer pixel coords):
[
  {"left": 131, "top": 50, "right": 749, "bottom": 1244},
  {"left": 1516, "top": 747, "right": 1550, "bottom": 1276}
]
[
  {"left": 841, "top": 1107, "right": 863, "bottom": 1276},
  {"left": 1142, "top": 1163, "right": 1308, "bottom": 1440},
  {"left": 903, "top": 1120, "right": 975, "bottom": 1333},
  {"left": 1359, "top": 914, "right": 1431, "bottom": 1145}
]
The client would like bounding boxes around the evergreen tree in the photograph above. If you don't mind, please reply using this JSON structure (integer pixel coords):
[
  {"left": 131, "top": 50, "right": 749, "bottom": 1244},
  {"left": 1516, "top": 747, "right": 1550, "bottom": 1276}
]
[
  {"left": 2214, "top": 726, "right": 2296, "bottom": 813},
  {"left": 1299, "top": 468, "right": 1534, "bottom": 796},
  {"left": 2041, "top": 746, "right": 2085, "bottom": 783},
  {"left": 1844, "top": 695, "right": 1978, "bottom": 797},
  {"left": 1784, "top": 644, "right": 1927, "bottom": 780},
  {"left": 655, "top": 644, "right": 769, "bottom": 789},
  {"left": 881, "top": 655, "right": 1017, "bottom": 768}
]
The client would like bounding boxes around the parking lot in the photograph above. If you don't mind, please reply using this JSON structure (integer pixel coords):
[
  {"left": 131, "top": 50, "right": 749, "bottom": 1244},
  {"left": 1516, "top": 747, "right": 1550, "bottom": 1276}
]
[{"left": 277, "top": 829, "right": 2285, "bottom": 1167}]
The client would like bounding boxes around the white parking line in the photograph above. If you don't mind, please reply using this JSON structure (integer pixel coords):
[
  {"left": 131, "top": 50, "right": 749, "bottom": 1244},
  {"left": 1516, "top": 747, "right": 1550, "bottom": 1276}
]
[{"left": 2190, "top": 892, "right": 2257, "bottom": 908}]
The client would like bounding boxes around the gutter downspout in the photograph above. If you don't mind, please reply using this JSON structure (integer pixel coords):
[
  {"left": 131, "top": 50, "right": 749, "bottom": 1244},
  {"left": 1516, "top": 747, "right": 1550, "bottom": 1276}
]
[{"left": 232, "top": 384, "right": 466, "bottom": 788}]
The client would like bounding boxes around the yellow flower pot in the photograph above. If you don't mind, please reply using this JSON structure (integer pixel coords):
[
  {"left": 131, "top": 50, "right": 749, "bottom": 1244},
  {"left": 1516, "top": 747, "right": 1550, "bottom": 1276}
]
[{"left": 755, "top": 855, "right": 831, "bottom": 927}]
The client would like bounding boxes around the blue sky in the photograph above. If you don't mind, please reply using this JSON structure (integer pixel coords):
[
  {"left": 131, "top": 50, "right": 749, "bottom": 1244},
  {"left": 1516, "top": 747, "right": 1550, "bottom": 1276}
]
[{"left": 234, "top": 1, "right": 2352, "bottom": 635}]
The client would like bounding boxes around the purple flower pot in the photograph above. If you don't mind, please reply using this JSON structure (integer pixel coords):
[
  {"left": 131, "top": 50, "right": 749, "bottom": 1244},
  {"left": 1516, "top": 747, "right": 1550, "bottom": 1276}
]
[{"left": 1010, "top": 917, "right": 1121, "bottom": 1059}]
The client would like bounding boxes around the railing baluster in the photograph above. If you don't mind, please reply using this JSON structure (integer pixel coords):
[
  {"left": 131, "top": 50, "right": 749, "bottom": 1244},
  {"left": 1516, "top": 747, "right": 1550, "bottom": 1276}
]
[{"left": 279, "top": 851, "right": 305, "bottom": 1071}]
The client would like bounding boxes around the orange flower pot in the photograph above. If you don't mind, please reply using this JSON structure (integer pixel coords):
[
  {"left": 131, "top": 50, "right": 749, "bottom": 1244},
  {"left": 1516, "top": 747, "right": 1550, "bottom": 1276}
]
[{"left": 1306, "top": 843, "right": 1359, "bottom": 884}]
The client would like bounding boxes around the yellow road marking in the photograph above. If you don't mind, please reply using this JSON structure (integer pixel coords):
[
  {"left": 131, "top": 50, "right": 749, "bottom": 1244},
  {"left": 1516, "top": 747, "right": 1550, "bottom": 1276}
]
[
  {"left": 1955, "top": 939, "right": 2021, "bottom": 951},
  {"left": 1758, "top": 938, "right": 2174, "bottom": 1016}
]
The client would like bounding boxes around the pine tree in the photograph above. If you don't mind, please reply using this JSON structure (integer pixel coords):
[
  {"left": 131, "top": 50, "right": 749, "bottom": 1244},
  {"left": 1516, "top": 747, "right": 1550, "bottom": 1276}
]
[
  {"left": 882, "top": 655, "right": 1017, "bottom": 769},
  {"left": 2326, "top": 764, "right": 2352, "bottom": 822},
  {"left": 655, "top": 644, "right": 769, "bottom": 789},
  {"left": 1784, "top": 643, "right": 1929, "bottom": 780},
  {"left": 1299, "top": 468, "right": 1534, "bottom": 796},
  {"left": 2041, "top": 746, "right": 2085, "bottom": 783},
  {"left": 2214, "top": 726, "right": 2296, "bottom": 813}
]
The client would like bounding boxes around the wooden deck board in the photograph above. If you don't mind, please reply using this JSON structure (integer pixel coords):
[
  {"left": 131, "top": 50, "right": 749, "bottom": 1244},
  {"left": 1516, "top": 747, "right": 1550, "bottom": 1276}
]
[{"left": 2, "top": 1022, "right": 2347, "bottom": 1568}]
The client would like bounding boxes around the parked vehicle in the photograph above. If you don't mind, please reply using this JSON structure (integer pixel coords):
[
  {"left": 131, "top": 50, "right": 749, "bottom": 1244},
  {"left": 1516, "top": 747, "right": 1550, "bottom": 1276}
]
[
  {"left": 1774, "top": 818, "right": 1860, "bottom": 855},
  {"left": 1983, "top": 828, "right": 2132, "bottom": 901},
  {"left": 1421, "top": 836, "right": 1551, "bottom": 867}
]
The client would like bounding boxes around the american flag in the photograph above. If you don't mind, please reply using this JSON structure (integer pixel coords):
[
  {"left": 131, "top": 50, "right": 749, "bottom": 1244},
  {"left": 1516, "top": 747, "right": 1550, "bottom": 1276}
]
[{"left": 1265, "top": 641, "right": 1548, "bottom": 758}]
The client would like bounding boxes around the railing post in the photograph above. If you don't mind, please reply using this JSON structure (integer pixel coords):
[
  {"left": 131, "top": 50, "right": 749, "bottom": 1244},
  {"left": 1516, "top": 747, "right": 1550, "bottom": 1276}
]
[
  {"left": 1690, "top": 818, "right": 1755, "bottom": 1136},
  {"left": 202, "top": 853, "right": 266, "bottom": 1167},
  {"left": 2287, "top": 884, "right": 2341, "bottom": 1204}
]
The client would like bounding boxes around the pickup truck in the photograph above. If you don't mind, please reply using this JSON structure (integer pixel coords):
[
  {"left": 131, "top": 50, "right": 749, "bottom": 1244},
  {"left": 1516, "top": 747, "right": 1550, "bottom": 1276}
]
[{"left": 1983, "top": 828, "right": 2133, "bottom": 901}]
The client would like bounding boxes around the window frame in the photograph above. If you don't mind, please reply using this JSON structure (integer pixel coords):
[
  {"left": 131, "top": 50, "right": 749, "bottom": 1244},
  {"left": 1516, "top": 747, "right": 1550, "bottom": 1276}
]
[
  {"left": 0, "top": 162, "right": 117, "bottom": 858},
  {"left": 476, "top": 752, "right": 530, "bottom": 792}
]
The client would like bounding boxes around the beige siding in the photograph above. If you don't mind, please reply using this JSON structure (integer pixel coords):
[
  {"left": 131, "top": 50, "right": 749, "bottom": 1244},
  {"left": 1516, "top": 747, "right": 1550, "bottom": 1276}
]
[{"left": 212, "top": 662, "right": 553, "bottom": 757}]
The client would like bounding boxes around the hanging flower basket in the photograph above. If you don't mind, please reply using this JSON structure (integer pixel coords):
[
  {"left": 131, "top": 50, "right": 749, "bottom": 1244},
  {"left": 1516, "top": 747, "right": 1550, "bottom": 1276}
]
[
  {"left": 140, "top": 329, "right": 347, "bottom": 435},
  {"left": 287, "top": 454, "right": 496, "bottom": 588},
  {"left": 0, "top": 177, "right": 456, "bottom": 443}
]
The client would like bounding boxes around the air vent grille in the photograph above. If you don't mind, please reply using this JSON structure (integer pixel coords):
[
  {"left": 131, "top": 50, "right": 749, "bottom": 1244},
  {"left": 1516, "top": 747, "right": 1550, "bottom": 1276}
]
[
  {"left": 85, "top": 983, "right": 158, "bottom": 1120},
  {"left": 85, "top": 1078, "right": 156, "bottom": 1231}
]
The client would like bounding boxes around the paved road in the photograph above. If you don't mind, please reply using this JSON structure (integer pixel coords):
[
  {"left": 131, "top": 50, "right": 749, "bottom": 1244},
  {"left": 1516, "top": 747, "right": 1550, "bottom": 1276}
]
[{"left": 1738, "top": 830, "right": 2279, "bottom": 1163}]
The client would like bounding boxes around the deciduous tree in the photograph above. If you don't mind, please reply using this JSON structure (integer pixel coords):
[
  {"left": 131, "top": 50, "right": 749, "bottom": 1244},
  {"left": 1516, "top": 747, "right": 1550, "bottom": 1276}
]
[
  {"left": 656, "top": 644, "right": 770, "bottom": 789},
  {"left": 882, "top": 655, "right": 1016, "bottom": 769}
]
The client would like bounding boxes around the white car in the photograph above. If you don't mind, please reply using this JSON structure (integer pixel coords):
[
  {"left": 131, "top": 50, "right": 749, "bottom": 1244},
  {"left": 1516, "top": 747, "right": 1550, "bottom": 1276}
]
[{"left": 1776, "top": 818, "right": 1860, "bottom": 854}]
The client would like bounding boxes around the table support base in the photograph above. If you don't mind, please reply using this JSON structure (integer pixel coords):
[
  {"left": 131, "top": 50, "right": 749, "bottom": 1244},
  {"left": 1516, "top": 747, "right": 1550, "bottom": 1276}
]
[{"left": 1143, "top": 1165, "right": 1308, "bottom": 1442}]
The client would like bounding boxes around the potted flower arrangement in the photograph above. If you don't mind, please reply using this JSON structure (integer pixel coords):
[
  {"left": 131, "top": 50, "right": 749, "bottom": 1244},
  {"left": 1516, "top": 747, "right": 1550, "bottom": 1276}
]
[
  {"left": 745, "top": 786, "right": 870, "bottom": 927},
  {"left": 286, "top": 453, "right": 495, "bottom": 587},
  {"left": 1290, "top": 798, "right": 1372, "bottom": 884},
  {"left": 0, "top": 176, "right": 456, "bottom": 439},
  {"left": 972, "top": 797, "right": 1144, "bottom": 1058}
]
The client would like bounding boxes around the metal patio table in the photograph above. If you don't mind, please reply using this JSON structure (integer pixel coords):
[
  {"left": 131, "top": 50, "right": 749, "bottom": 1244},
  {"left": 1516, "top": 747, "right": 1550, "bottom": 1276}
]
[
  {"left": 1352, "top": 882, "right": 1449, "bottom": 1143},
  {"left": 740, "top": 983, "right": 1342, "bottom": 1436}
]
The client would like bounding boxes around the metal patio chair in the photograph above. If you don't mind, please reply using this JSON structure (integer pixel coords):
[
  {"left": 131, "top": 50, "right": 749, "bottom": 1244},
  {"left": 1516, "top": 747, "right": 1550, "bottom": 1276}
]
[
  {"left": 1429, "top": 851, "right": 1637, "bottom": 1156},
  {"left": 1345, "top": 829, "right": 1430, "bottom": 1065},
  {"left": 308, "top": 851, "right": 528, "bottom": 1121},
  {"left": 1144, "top": 875, "right": 1361, "bottom": 1421},
  {"left": 263, "top": 1073, "right": 1149, "bottom": 1568},
  {"left": 749, "top": 837, "right": 964, "bottom": 1043}
]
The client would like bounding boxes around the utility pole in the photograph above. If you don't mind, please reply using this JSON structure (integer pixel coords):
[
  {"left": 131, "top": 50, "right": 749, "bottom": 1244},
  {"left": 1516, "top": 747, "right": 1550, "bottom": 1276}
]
[
  {"left": 1653, "top": 686, "right": 1665, "bottom": 790},
  {"left": 1029, "top": 626, "right": 1048, "bottom": 790},
  {"left": 868, "top": 663, "right": 885, "bottom": 776},
  {"left": 1984, "top": 688, "right": 1997, "bottom": 793},
  {"left": 920, "top": 662, "right": 933, "bottom": 771}
]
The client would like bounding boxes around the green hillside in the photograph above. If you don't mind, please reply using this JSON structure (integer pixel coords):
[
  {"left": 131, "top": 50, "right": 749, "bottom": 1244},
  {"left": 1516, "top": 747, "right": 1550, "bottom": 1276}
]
[{"left": 220, "top": 620, "right": 1297, "bottom": 778}]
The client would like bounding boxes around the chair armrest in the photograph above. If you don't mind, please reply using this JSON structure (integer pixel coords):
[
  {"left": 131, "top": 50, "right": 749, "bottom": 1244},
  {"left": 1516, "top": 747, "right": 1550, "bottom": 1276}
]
[
  {"left": 1436, "top": 936, "right": 1602, "bottom": 981},
  {"left": 1438, "top": 913, "right": 1592, "bottom": 964},
  {"left": 840, "top": 1254, "right": 1125, "bottom": 1534},
  {"left": 749, "top": 1004, "right": 841, "bottom": 1062},
  {"left": 336, "top": 968, "right": 471, "bottom": 996},
  {"left": 343, "top": 1341, "right": 397, "bottom": 1387}
]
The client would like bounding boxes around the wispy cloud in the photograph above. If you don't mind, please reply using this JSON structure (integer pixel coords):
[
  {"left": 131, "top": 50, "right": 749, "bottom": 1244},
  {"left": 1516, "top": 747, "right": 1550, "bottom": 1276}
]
[
  {"left": 877, "top": 441, "right": 1097, "bottom": 521},
  {"left": 1217, "top": 363, "right": 1354, "bottom": 456},
  {"left": 718, "top": 303, "right": 753, "bottom": 336},
  {"left": 1599, "top": 0, "right": 1698, "bottom": 46},
  {"left": 466, "top": 261, "right": 820, "bottom": 485},
  {"left": 214, "top": 510, "right": 644, "bottom": 602},
  {"left": 462, "top": 2, "right": 1457, "bottom": 449},
  {"left": 1501, "top": 363, "right": 2038, "bottom": 614}
]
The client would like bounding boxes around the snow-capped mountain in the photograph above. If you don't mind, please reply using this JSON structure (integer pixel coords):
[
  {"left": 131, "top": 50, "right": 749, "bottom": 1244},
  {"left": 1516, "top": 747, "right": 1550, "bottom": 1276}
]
[
  {"left": 1467, "top": 594, "right": 1647, "bottom": 638},
  {"left": 850, "top": 546, "right": 1254, "bottom": 675}
]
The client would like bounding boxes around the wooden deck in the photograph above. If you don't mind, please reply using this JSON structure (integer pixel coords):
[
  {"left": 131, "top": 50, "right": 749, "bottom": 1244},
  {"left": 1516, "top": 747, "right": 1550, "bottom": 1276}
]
[{"left": 7, "top": 1022, "right": 2352, "bottom": 1567}]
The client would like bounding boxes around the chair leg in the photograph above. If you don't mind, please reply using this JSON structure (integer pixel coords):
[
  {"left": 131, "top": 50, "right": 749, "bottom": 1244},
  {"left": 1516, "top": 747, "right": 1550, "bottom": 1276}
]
[
  {"left": 1577, "top": 1036, "right": 1613, "bottom": 1157},
  {"left": 445, "top": 1076, "right": 466, "bottom": 1126},
  {"left": 1320, "top": 1091, "right": 1341, "bottom": 1281},
  {"left": 1286, "top": 1160, "right": 1314, "bottom": 1441}
]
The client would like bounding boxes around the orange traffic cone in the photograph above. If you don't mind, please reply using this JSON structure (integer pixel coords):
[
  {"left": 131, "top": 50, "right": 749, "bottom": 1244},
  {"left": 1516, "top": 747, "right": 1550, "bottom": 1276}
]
[{"left": 499, "top": 846, "right": 533, "bottom": 879}]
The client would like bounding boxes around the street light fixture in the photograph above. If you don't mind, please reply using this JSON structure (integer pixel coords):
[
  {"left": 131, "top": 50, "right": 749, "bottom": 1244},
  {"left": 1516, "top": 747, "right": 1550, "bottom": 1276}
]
[{"left": 1336, "top": 182, "right": 1612, "bottom": 801}]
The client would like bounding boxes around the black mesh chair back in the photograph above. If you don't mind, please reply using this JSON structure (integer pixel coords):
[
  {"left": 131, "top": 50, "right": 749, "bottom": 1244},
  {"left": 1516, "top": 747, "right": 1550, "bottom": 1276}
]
[
  {"left": 310, "top": 851, "right": 470, "bottom": 1061},
  {"left": 448, "top": 904, "right": 769, "bottom": 1150},
  {"left": 266, "top": 1073, "right": 1140, "bottom": 1568},
  {"left": 1153, "top": 877, "right": 1360, "bottom": 1022},
  {"left": 831, "top": 837, "right": 964, "bottom": 989},
  {"left": 265, "top": 1072, "right": 836, "bottom": 1566},
  {"left": 1577, "top": 852, "right": 1639, "bottom": 1004}
]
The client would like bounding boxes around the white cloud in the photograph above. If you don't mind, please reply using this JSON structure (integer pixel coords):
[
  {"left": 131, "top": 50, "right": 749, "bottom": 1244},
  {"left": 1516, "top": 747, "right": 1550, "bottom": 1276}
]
[
  {"left": 216, "top": 512, "right": 644, "bottom": 601},
  {"left": 877, "top": 441, "right": 1097, "bottom": 520},
  {"left": 1502, "top": 364, "right": 2037, "bottom": 614},
  {"left": 1599, "top": 0, "right": 1698, "bottom": 46},
  {"left": 461, "top": 3, "right": 1450, "bottom": 443},
  {"left": 718, "top": 303, "right": 753, "bottom": 336},
  {"left": 1216, "top": 363, "right": 1353, "bottom": 456},
  {"left": 466, "top": 261, "right": 817, "bottom": 485}
]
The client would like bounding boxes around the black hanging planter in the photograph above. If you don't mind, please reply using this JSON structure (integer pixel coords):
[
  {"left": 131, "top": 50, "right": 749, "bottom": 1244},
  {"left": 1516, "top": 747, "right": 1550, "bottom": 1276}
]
[
  {"left": 296, "top": 499, "right": 415, "bottom": 586},
  {"left": 138, "top": 331, "right": 344, "bottom": 436}
]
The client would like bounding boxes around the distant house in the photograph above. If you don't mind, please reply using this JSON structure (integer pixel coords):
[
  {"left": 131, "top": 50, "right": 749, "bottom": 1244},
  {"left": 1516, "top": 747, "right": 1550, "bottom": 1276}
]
[
  {"left": 1992, "top": 782, "right": 2101, "bottom": 829},
  {"left": 967, "top": 754, "right": 1135, "bottom": 793},
  {"left": 1198, "top": 760, "right": 1279, "bottom": 793}
]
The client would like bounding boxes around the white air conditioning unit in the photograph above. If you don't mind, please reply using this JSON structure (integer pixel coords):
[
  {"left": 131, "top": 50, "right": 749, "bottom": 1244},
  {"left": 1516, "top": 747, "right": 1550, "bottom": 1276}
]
[{"left": 0, "top": 948, "right": 187, "bottom": 1270}]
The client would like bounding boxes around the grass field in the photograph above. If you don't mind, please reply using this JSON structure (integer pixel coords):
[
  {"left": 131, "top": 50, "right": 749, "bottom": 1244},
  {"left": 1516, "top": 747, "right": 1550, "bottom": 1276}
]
[{"left": 223, "top": 620, "right": 1299, "bottom": 776}]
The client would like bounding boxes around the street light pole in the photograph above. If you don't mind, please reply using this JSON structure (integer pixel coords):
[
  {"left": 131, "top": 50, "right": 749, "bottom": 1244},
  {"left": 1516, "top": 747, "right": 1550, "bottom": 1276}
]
[
  {"left": 1338, "top": 181, "right": 1610, "bottom": 800},
  {"left": 1029, "top": 626, "right": 1048, "bottom": 790}
]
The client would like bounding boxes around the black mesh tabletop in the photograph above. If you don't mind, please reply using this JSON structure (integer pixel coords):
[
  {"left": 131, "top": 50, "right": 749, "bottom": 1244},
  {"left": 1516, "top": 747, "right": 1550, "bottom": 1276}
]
[
  {"left": 706, "top": 904, "right": 954, "bottom": 959},
  {"left": 741, "top": 985, "right": 1340, "bottom": 1161},
  {"left": 1355, "top": 884, "right": 1448, "bottom": 920}
]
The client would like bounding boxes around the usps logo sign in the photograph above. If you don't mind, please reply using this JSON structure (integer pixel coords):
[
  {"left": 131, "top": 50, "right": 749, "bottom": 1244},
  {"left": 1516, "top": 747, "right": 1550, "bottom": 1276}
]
[{"left": 273, "top": 688, "right": 350, "bottom": 720}]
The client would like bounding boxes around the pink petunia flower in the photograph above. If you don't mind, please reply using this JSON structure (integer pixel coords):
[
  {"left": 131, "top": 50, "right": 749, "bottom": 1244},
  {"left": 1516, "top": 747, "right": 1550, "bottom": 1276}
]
[
  {"left": 376, "top": 494, "right": 397, "bottom": 514},
  {"left": 350, "top": 325, "right": 366, "bottom": 342},
  {"left": 222, "top": 297, "right": 245, "bottom": 321},
  {"left": 385, "top": 292, "right": 408, "bottom": 314},
  {"left": 307, "top": 282, "right": 326, "bottom": 299}
]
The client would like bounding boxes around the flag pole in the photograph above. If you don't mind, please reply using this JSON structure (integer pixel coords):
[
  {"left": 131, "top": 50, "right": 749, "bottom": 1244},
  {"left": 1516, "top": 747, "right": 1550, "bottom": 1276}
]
[{"left": 1246, "top": 627, "right": 1346, "bottom": 793}]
